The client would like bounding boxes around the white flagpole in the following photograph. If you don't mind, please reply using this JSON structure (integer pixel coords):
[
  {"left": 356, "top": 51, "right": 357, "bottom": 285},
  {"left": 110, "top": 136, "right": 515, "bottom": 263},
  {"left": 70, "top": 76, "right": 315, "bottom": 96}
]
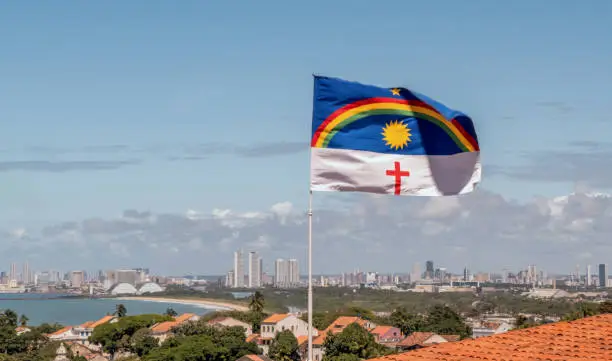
[{"left": 307, "top": 189, "right": 313, "bottom": 361}]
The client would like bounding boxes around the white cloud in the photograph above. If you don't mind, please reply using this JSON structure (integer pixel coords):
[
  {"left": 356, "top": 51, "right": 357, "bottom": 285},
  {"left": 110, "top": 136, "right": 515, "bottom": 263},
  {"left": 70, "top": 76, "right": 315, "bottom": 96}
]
[{"left": 2, "top": 189, "right": 612, "bottom": 275}]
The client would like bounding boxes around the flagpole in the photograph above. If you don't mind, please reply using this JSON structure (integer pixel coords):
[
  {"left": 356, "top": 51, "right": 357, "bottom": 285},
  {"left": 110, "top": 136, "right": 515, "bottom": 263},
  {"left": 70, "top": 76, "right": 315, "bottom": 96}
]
[{"left": 307, "top": 189, "right": 313, "bottom": 361}]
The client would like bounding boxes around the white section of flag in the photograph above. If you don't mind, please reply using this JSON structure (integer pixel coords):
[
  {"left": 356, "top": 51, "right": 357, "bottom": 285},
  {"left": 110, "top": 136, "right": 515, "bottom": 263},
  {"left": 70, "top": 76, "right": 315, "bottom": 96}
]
[{"left": 310, "top": 147, "right": 481, "bottom": 196}]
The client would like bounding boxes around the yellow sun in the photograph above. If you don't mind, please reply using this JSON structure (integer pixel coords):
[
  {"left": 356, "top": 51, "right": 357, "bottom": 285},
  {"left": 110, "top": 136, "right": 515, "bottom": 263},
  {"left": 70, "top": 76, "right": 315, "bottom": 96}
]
[{"left": 382, "top": 120, "right": 411, "bottom": 150}]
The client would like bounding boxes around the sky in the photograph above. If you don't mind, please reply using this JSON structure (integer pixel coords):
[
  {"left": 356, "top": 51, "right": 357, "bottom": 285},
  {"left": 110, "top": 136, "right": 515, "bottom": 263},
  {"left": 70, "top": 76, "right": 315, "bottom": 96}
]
[{"left": 1, "top": 1, "right": 611, "bottom": 276}]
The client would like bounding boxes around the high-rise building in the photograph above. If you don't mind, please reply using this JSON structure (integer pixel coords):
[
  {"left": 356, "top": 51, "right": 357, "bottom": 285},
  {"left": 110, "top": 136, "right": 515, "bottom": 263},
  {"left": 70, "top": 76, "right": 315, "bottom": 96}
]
[
  {"left": 226, "top": 270, "right": 235, "bottom": 288},
  {"left": 248, "top": 251, "right": 263, "bottom": 288},
  {"left": 22, "top": 262, "right": 30, "bottom": 284},
  {"left": 9, "top": 263, "right": 18, "bottom": 282},
  {"left": 70, "top": 271, "right": 84, "bottom": 288},
  {"left": 233, "top": 250, "right": 244, "bottom": 288},
  {"left": 425, "top": 260, "right": 434, "bottom": 279},
  {"left": 598, "top": 264, "right": 608, "bottom": 288},
  {"left": 274, "top": 258, "right": 300, "bottom": 288},
  {"left": 586, "top": 265, "right": 592, "bottom": 287},
  {"left": 411, "top": 263, "right": 421, "bottom": 283}
]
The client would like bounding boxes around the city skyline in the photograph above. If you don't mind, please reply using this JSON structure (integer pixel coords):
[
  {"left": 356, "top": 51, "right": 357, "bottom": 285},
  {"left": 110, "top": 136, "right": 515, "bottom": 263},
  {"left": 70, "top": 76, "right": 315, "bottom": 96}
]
[{"left": 1, "top": 2, "right": 612, "bottom": 274}]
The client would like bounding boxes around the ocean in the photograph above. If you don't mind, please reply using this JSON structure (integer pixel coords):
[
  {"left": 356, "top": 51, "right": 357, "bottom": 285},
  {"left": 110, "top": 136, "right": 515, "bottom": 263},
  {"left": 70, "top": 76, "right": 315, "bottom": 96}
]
[{"left": 0, "top": 294, "right": 216, "bottom": 326}]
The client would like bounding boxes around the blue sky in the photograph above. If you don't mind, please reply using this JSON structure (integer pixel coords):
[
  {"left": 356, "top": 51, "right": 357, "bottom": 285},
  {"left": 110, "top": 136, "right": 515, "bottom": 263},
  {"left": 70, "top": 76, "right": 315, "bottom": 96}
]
[{"left": 1, "top": 1, "right": 612, "bottom": 273}]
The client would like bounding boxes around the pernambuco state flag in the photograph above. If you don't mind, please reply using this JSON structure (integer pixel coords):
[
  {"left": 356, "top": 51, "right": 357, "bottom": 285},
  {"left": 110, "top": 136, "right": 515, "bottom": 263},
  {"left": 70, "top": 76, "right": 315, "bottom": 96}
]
[{"left": 310, "top": 76, "right": 481, "bottom": 196}]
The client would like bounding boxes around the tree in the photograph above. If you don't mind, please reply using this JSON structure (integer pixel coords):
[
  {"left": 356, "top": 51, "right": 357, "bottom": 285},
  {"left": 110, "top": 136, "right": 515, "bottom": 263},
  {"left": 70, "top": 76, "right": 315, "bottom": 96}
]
[
  {"left": 131, "top": 328, "right": 159, "bottom": 357},
  {"left": 164, "top": 307, "right": 178, "bottom": 317},
  {"left": 323, "top": 323, "right": 390, "bottom": 361},
  {"left": 423, "top": 305, "right": 472, "bottom": 339},
  {"left": 562, "top": 303, "right": 599, "bottom": 321},
  {"left": 1, "top": 310, "right": 18, "bottom": 328},
  {"left": 17, "top": 316, "right": 28, "bottom": 328},
  {"left": 390, "top": 307, "right": 425, "bottom": 335},
  {"left": 114, "top": 304, "right": 127, "bottom": 318},
  {"left": 268, "top": 330, "right": 300, "bottom": 361},
  {"left": 599, "top": 300, "right": 612, "bottom": 314},
  {"left": 249, "top": 291, "right": 265, "bottom": 314}
]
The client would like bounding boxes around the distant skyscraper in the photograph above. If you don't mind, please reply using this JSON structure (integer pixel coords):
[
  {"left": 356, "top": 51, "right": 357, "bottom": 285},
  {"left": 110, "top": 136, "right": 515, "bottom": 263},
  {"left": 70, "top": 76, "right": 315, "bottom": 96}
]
[
  {"left": 598, "top": 264, "right": 608, "bottom": 288},
  {"left": 226, "top": 270, "right": 235, "bottom": 288},
  {"left": 425, "top": 260, "right": 434, "bottom": 279},
  {"left": 248, "top": 251, "right": 262, "bottom": 288},
  {"left": 22, "top": 262, "right": 30, "bottom": 284},
  {"left": 234, "top": 250, "right": 244, "bottom": 288},
  {"left": 9, "top": 263, "right": 18, "bottom": 282},
  {"left": 411, "top": 263, "right": 421, "bottom": 283},
  {"left": 274, "top": 258, "right": 300, "bottom": 288},
  {"left": 70, "top": 271, "right": 84, "bottom": 288},
  {"left": 586, "top": 265, "right": 592, "bottom": 286},
  {"left": 463, "top": 266, "right": 470, "bottom": 282}
]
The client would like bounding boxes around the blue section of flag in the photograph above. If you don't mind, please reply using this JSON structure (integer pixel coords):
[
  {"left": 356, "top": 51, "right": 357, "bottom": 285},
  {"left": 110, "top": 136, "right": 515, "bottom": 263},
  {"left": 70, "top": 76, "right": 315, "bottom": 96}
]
[{"left": 312, "top": 76, "right": 478, "bottom": 156}]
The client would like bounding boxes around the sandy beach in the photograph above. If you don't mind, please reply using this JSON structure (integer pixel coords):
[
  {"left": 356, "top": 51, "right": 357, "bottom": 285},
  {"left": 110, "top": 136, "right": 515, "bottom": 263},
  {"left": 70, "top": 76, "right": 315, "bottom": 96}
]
[{"left": 116, "top": 296, "right": 249, "bottom": 312}]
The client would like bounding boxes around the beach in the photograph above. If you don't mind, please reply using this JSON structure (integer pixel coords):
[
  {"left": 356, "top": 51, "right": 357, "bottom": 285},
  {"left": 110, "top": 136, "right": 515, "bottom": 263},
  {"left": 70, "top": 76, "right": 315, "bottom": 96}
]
[{"left": 116, "top": 296, "right": 249, "bottom": 312}]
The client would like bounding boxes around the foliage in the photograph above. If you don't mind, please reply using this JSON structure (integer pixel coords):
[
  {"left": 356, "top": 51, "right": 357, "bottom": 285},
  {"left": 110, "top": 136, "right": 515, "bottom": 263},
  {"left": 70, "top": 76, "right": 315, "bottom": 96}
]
[
  {"left": 422, "top": 305, "right": 472, "bottom": 339},
  {"left": 323, "top": 323, "right": 392, "bottom": 361},
  {"left": 89, "top": 314, "right": 171, "bottom": 357},
  {"left": 165, "top": 308, "right": 178, "bottom": 317},
  {"left": 200, "top": 310, "right": 267, "bottom": 334},
  {"left": 35, "top": 323, "right": 64, "bottom": 334},
  {"left": 115, "top": 304, "right": 128, "bottom": 318},
  {"left": 599, "top": 300, "right": 612, "bottom": 314},
  {"left": 143, "top": 322, "right": 260, "bottom": 361},
  {"left": 17, "top": 315, "right": 28, "bottom": 327},
  {"left": 562, "top": 302, "right": 600, "bottom": 321},
  {"left": 249, "top": 291, "right": 265, "bottom": 313},
  {"left": 268, "top": 330, "right": 300, "bottom": 361},
  {"left": 131, "top": 328, "right": 159, "bottom": 356},
  {"left": 389, "top": 307, "right": 425, "bottom": 335}
]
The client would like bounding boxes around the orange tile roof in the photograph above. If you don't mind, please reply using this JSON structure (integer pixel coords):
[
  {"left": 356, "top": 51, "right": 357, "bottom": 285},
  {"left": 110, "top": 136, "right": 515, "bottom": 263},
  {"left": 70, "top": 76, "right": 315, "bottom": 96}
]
[
  {"left": 325, "top": 316, "right": 368, "bottom": 333},
  {"left": 371, "top": 325, "right": 396, "bottom": 336},
  {"left": 79, "top": 321, "right": 94, "bottom": 328},
  {"left": 151, "top": 321, "right": 179, "bottom": 333},
  {"left": 246, "top": 333, "right": 260, "bottom": 343},
  {"left": 244, "top": 355, "right": 272, "bottom": 361},
  {"left": 174, "top": 313, "right": 196, "bottom": 323},
  {"left": 371, "top": 314, "right": 612, "bottom": 361},
  {"left": 48, "top": 326, "right": 73, "bottom": 336},
  {"left": 396, "top": 332, "right": 436, "bottom": 347},
  {"left": 89, "top": 315, "right": 115, "bottom": 328},
  {"left": 296, "top": 335, "right": 308, "bottom": 346},
  {"left": 262, "top": 313, "right": 290, "bottom": 324},
  {"left": 313, "top": 330, "right": 328, "bottom": 346}
]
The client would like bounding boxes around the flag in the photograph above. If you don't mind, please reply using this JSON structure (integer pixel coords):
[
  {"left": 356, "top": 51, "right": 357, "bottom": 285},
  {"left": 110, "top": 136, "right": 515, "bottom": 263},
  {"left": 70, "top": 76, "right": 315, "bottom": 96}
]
[{"left": 310, "top": 76, "right": 481, "bottom": 196}]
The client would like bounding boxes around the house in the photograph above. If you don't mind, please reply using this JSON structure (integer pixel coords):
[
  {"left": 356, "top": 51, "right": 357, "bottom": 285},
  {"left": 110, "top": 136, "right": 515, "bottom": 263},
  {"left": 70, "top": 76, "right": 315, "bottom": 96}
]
[
  {"left": 395, "top": 332, "right": 459, "bottom": 351},
  {"left": 236, "top": 355, "right": 274, "bottom": 361},
  {"left": 65, "top": 342, "right": 108, "bottom": 361},
  {"left": 311, "top": 316, "right": 376, "bottom": 361},
  {"left": 150, "top": 313, "right": 200, "bottom": 343},
  {"left": 370, "top": 326, "right": 403, "bottom": 346},
  {"left": 471, "top": 321, "right": 513, "bottom": 338},
  {"left": 48, "top": 327, "right": 78, "bottom": 342},
  {"left": 48, "top": 315, "right": 117, "bottom": 348},
  {"left": 370, "top": 314, "right": 612, "bottom": 361},
  {"left": 15, "top": 326, "right": 31, "bottom": 335},
  {"left": 256, "top": 314, "right": 319, "bottom": 355},
  {"left": 207, "top": 316, "right": 252, "bottom": 336}
]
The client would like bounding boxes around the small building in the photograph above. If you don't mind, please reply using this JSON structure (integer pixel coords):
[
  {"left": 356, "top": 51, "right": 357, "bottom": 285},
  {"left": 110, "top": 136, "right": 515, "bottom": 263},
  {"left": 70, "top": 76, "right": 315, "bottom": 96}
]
[
  {"left": 207, "top": 316, "right": 252, "bottom": 336},
  {"left": 256, "top": 314, "right": 318, "bottom": 355},
  {"left": 396, "top": 332, "right": 459, "bottom": 351},
  {"left": 150, "top": 313, "right": 200, "bottom": 343},
  {"left": 471, "top": 321, "right": 512, "bottom": 338},
  {"left": 236, "top": 355, "right": 274, "bottom": 361},
  {"left": 15, "top": 326, "right": 31, "bottom": 335},
  {"left": 370, "top": 326, "right": 403, "bottom": 347}
]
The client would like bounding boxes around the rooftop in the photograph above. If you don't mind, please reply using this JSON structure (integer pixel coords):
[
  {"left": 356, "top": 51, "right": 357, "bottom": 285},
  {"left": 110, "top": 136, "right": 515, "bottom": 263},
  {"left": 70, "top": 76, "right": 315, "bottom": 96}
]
[{"left": 370, "top": 314, "right": 612, "bottom": 361}]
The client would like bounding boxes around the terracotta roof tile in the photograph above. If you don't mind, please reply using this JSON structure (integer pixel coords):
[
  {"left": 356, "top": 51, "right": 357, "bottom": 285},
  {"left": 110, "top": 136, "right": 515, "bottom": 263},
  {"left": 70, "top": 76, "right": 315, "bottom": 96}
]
[
  {"left": 90, "top": 315, "right": 115, "bottom": 328},
  {"left": 151, "top": 321, "right": 179, "bottom": 333},
  {"left": 396, "top": 332, "right": 436, "bottom": 347},
  {"left": 49, "top": 326, "right": 72, "bottom": 336},
  {"left": 174, "top": 313, "right": 196, "bottom": 323},
  {"left": 371, "top": 314, "right": 612, "bottom": 361},
  {"left": 371, "top": 326, "right": 396, "bottom": 336},
  {"left": 296, "top": 335, "right": 308, "bottom": 346},
  {"left": 246, "top": 333, "right": 260, "bottom": 343},
  {"left": 262, "top": 313, "right": 290, "bottom": 324}
]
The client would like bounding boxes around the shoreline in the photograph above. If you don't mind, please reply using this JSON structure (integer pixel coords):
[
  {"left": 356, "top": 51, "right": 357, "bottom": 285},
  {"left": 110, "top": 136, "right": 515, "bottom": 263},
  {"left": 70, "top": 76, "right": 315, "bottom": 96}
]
[{"left": 115, "top": 296, "right": 249, "bottom": 312}]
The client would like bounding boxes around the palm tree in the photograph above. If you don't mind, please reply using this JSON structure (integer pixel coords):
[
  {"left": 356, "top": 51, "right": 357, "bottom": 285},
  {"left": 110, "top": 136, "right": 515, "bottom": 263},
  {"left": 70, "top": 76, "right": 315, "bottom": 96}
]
[
  {"left": 2, "top": 309, "right": 18, "bottom": 327},
  {"left": 165, "top": 307, "right": 178, "bottom": 317},
  {"left": 114, "top": 304, "right": 127, "bottom": 318},
  {"left": 249, "top": 291, "right": 265, "bottom": 314},
  {"left": 18, "top": 314, "right": 28, "bottom": 327}
]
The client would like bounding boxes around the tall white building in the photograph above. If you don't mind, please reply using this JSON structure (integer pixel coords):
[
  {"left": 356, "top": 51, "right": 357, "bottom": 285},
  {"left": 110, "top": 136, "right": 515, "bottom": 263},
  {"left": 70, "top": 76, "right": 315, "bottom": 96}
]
[
  {"left": 9, "top": 263, "right": 17, "bottom": 282},
  {"left": 22, "top": 262, "right": 30, "bottom": 284},
  {"left": 233, "top": 250, "right": 244, "bottom": 288},
  {"left": 586, "top": 265, "right": 592, "bottom": 286},
  {"left": 248, "top": 252, "right": 263, "bottom": 288},
  {"left": 275, "top": 258, "right": 299, "bottom": 288}
]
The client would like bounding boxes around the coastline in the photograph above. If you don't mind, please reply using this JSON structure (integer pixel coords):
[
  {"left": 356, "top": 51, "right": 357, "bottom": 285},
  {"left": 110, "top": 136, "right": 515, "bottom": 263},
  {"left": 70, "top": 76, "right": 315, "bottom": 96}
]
[{"left": 115, "top": 296, "right": 249, "bottom": 312}]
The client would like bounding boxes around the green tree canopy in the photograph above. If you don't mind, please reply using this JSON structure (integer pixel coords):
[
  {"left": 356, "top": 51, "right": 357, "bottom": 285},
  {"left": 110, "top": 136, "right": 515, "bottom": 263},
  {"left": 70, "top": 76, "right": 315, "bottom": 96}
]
[
  {"left": 268, "top": 330, "right": 300, "bottom": 361},
  {"left": 422, "top": 305, "right": 472, "bottom": 339},
  {"left": 323, "top": 323, "right": 391, "bottom": 361}
]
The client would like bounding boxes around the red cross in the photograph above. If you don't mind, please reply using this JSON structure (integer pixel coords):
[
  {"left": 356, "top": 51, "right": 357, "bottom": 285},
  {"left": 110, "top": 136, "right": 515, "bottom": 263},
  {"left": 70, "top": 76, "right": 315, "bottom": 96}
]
[{"left": 385, "top": 161, "right": 410, "bottom": 195}]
